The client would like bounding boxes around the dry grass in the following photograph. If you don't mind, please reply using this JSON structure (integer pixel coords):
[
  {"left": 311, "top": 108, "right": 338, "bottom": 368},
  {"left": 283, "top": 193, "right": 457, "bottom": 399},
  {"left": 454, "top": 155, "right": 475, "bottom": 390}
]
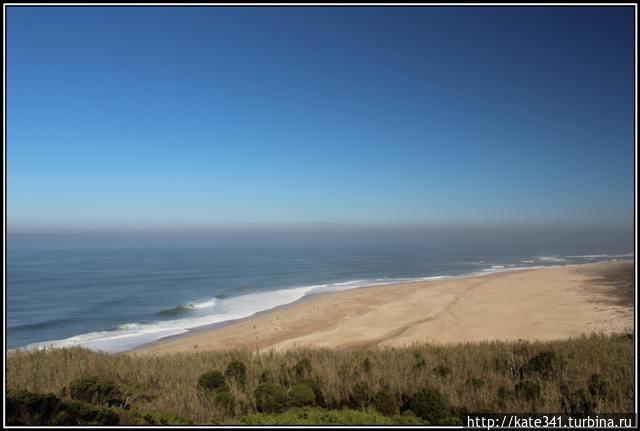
[{"left": 6, "top": 333, "right": 634, "bottom": 424}]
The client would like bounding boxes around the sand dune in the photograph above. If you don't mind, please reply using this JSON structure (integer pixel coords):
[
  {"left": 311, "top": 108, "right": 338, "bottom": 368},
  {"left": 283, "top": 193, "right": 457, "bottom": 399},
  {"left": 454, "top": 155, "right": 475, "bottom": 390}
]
[{"left": 132, "top": 260, "right": 634, "bottom": 355}]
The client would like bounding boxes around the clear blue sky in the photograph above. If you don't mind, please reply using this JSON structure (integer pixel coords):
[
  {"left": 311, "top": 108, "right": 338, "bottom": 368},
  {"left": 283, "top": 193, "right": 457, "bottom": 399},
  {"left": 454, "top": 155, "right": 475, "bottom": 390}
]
[{"left": 7, "top": 6, "right": 635, "bottom": 231}]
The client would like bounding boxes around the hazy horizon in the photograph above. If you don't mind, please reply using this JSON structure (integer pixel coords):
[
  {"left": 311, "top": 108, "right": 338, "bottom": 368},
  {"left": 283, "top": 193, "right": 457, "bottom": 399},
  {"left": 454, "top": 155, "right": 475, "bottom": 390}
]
[{"left": 7, "top": 223, "right": 634, "bottom": 251}]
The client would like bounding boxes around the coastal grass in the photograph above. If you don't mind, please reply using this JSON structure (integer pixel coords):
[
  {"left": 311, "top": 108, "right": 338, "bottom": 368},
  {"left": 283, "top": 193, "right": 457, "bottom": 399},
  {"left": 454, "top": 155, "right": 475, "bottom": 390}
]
[{"left": 6, "top": 333, "right": 634, "bottom": 425}]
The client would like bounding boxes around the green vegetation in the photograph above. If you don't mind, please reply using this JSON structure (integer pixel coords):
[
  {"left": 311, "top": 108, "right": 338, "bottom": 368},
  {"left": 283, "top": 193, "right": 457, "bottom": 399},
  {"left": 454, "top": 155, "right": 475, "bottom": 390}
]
[
  {"left": 6, "top": 333, "right": 634, "bottom": 425},
  {"left": 254, "top": 383, "right": 288, "bottom": 413},
  {"left": 224, "top": 360, "right": 247, "bottom": 387},
  {"left": 515, "top": 380, "right": 542, "bottom": 402},
  {"left": 197, "top": 370, "right": 226, "bottom": 392},
  {"left": 213, "top": 390, "right": 236, "bottom": 416},
  {"left": 297, "top": 378, "right": 324, "bottom": 405},
  {"left": 409, "top": 387, "right": 450, "bottom": 423},
  {"left": 562, "top": 388, "right": 596, "bottom": 417},
  {"left": 225, "top": 407, "right": 425, "bottom": 425},
  {"left": 288, "top": 382, "right": 316, "bottom": 407},
  {"left": 140, "top": 410, "right": 193, "bottom": 425},
  {"left": 495, "top": 385, "right": 513, "bottom": 408},
  {"left": 588, "top": 373, "right": 613, "bottom": 401},
  {"left": 525, "top": 351, "right": 559, "bottom": 377},
  {"left": 372, "top": 388, "right": 397, "bottom": 416},
  {"left": 258, "top": 369, "right": 271, "bottom": 383},
  {"left": 67, "top": 376, "right": 124, "bottom": 406},
  {"left": 350, "top": 381, "right": 372, "bottom": 408},
  {"left": 292, "top": 358, "right": 313, "bottom": 379},
  {"left": 432, "top": 364, "right": 452, "bottom": 378},
  {"left": 7, "top": 389, "right": 120, "bottom": 425}
]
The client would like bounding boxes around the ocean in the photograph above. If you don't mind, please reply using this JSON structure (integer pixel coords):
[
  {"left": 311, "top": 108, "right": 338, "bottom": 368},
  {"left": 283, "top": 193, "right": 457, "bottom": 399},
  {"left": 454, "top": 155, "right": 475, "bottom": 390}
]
[{"left": 6, "top": 243, "right": 633, "bottom": 353}]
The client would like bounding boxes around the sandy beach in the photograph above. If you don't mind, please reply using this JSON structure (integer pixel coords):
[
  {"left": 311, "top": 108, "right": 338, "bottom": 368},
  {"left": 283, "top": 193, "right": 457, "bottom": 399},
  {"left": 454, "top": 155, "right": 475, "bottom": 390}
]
[{"left": 132, "top": 260, "right": 634, "bottom": 355}]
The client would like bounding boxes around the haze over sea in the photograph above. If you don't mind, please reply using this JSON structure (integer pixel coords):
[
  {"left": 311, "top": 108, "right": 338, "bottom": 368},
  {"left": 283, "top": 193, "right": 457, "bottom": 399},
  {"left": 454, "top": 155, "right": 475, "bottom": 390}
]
[{"left": 7, "top": 226, "right": 633, "bottom": 352}]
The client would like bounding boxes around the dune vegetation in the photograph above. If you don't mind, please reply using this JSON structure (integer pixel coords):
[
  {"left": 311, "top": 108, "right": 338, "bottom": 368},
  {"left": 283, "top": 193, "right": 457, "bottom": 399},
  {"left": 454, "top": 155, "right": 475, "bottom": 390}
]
[{"left": 6, "top": 333, "right": 634, "bottom": 425}]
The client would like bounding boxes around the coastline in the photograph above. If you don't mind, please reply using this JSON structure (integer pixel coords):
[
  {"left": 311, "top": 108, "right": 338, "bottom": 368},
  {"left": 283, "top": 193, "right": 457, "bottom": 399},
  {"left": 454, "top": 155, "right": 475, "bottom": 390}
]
[
  {"left": 123, "top": 270, "right": 508, "bottom": 351},
  {"left": 131, "top": 259, "right": 634, "bottom": 355}
]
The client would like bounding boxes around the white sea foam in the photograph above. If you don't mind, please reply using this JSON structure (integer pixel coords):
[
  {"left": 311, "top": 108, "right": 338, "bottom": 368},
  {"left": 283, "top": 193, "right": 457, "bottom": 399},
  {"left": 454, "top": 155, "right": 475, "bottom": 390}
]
[
  {"left": 536, "top": 256, "right": 568, "bottom": 262},
  {"left": 191, "top": 299, "right": 218, "bottom": 309},
  {"left": 17, "top": 276, "right": 452, "bottom": 354},
  {"left": 21, "top": 285, "right": 316, "bottom": 353},
  {"left": 421, "top": 275, "right": 449, "bottom": 281},
  {"left": 477, "top": 264, "right": 548, "bottom": 276},
  {"left": 16, "top": 253, "right": 623, "bottom": 354},
  {"left": 565, "top": 253, "right": 634, "bottom": 259}
]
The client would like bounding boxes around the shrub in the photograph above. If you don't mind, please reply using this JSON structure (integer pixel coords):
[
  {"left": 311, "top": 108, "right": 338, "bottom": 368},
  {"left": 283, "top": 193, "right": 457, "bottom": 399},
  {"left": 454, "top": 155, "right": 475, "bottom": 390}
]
[
  {"left": 409, "top": 387, "right": 450, "bottom": 424},
  {"left": 588, "top": 374, "right": 612, "bottom": 401},
  {"left": 6, "top": 390, "right": 120, "bottom": 426},
  {"left": 441, "top": 416, "right": 464, "bottom": 425},
  {"left": 7, "top": 389, "right": 61, "bottom": 425},
  {"left": 68, "top": 376, "right": 123, "bottom": 406},
  {"left": 225, "top": 361, "right": 247, "bottom": 387},
  {"left": 94, "top": 408, "right": 120, "bottom": 425},
  {"left": 362, "top": 358, "right": 372, "bottom": 374},
  {"left": 496, "top": 386, "right": 513, "bottom": 408},
  {"left": 254, "top": 383, "right": 288, "bottom": 413},
  {"left": 393, "top": 413, "right": 425, "bottom": 425},
  {"left": 351, "top": 382, "right": 372, "bottom": 409},
  {"left": 515, "top": 380, "right": 542, "bottom": 402},
  {"left": 259, "top": 369, "right": 272, "bottom": 383},
  {"left": 296, "top": 378, "right": 325, "bottom": 406},
  {"left": 142, "top": 411, "right": 192, "bottom": 425},
  {"left": 450, "top": 405, "right": 470, "bottom": 421},
  {"left": 215, "top": 390, "right": 237, "bottom": 415},
  {"left": 413, "top": 353, "right": 427, "bottom": 370},
  {"left": 198, "top": 371, "right": 226, "bottom": 392},
  {"left": 399, "top": 392, "right": 413, "bottom": 413},
  {"left": 526, "top": 351, "right": 557, "bottom": 377},
  {"left": 432, "top": 364, "right": 452, "bottom": 378},
  {"left": 50, "top": 410, "right": 77, "bottom": 425},
  {"left": 293, "top": 358, "right": 312, "bottom": 379},
  {"left": 61, "top": 400, "right": 120, "bottom": 425},
  {"left": 372, "top": 388, "right": 397, "bottom": 416},
  {"left": 562, "top": 388, "right": 596, "bottom": 417},
  {"left": 288, "top": 382, "right": 316, "bottom": 407},
  {"left": 230, "top": 407, "right": 423, "bottom": 425}
]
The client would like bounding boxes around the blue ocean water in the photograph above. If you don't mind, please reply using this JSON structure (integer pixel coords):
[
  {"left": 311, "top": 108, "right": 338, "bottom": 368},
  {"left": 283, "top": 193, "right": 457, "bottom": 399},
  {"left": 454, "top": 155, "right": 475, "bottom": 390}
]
[{"left": 7, "top": 244, "right": 633, "bottom": 353}]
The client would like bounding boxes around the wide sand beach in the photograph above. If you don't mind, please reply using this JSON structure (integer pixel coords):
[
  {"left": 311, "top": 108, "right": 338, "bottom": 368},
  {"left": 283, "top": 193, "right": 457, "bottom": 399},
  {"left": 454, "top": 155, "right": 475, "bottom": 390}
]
[{"left": 133, "top": 260, "right": 634, "bottom": 355}]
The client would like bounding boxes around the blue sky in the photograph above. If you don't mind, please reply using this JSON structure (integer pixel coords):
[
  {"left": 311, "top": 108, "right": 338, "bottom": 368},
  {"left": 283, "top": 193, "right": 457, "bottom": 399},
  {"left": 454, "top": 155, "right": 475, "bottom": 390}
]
[{"left": 7, "top": 6, "right": 635, "bottom": 231}]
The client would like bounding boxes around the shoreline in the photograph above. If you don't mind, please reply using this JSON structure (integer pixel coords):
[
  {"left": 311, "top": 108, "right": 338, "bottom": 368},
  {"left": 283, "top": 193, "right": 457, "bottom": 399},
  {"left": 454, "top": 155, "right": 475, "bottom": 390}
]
[
  {"left": 131, "top": 259, "right": 634, "bottom": 355},
  {"left": 126, "top": 263, "right": 567, "bottom": 352},
  {"left": 125, "top": 267, "right": 535, "bottom": 352}
]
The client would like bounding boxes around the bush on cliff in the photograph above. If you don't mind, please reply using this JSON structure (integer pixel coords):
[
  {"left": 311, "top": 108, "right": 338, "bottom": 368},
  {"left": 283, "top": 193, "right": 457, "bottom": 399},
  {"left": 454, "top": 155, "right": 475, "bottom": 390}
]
[
  {"left": 67, "top": 376, "right": 124, "bottom": 407},
  {"left": 198, "top": 371, "right": 226, "bottom": 392},
  {"left": 254, "top": 383, "right": 288, "bottom": 413}
]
